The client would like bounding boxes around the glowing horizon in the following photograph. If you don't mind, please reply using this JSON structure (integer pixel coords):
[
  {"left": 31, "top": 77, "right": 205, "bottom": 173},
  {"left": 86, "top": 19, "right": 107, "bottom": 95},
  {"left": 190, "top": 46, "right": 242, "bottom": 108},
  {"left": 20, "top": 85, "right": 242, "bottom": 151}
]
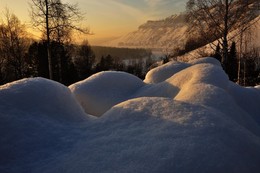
[{"left": 0, "top": 0, "right": 187, "bottom": 45}]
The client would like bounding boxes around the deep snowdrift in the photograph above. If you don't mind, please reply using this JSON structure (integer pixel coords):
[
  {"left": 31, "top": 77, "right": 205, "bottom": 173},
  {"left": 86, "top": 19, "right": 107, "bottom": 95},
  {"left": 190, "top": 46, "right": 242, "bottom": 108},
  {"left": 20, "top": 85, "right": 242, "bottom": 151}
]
[
  {"left": 69, "top": 71, "right": 145, "bottom": 116},
  {"left": 0, "top": 77, "right": 89, "bottom": 122},
  {"left": 1, "top": 58, "right": 260, "bottom": 173},
  {"left": 0, "top": 78, "right": 92, "bottom": 173}
]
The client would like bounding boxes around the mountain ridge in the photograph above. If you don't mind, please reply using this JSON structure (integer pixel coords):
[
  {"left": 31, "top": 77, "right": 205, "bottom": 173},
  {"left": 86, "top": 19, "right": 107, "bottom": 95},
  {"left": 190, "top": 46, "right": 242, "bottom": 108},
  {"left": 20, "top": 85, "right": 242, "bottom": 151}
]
[
  {"left": 104, "top": 13, "right": 188, "bottom": 51},
  {"left": 104, "top": 9, "right": 259, "bottom": 56}
]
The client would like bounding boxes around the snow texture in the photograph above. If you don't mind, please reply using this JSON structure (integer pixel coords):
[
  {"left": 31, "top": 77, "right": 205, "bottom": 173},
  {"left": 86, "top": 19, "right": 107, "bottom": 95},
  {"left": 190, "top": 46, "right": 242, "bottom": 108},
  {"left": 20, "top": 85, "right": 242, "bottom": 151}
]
[
  {"left": 1, "top": 57, "right": 260, "bottom": 173},
  {"left": 69, "top": 71, "right": 145, "bottom": 116}
]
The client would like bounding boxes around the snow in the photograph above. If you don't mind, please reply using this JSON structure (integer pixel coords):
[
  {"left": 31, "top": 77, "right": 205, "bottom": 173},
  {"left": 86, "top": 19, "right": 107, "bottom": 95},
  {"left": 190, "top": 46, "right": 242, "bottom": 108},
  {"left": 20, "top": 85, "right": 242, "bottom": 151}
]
[
  {"left": 144, "top": 61, "right": 190, "bottom": 84},
  {"left": 69, "top": 71, "right": 145, "bottom": 116},
  {"left": 1, "top": 57, "right": 260, "bottom": 173},
  {"left": 144, "top": 57, "right": 221, "bottom": 84},
  {"left": 0, "top": 78, "right": 91, "bottom": 173},
  {"left": 0, "top": 77, "right": 89, "bottom": 122},
  {"left": 227, "top": 82, "right": 260, "bottom": 125}
]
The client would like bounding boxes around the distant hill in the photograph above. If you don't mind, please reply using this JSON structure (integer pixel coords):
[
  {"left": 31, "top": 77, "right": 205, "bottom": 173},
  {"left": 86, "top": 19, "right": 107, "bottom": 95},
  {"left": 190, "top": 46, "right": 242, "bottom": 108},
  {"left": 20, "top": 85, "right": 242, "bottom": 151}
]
[
  {"left": 104, "top": 8, "right": 259, "bottom": 56},
  {"left": 105, "top": 14, "right": 188, "bottom": 51}
]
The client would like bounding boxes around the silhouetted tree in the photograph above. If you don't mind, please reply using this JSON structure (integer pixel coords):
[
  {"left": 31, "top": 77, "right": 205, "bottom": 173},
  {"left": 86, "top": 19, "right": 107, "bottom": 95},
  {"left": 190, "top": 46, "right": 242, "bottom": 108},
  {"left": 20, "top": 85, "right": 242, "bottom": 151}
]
[
  {"left": 73, "top": 40, "right": 95, "bottom": 80},
  {"left": 186, "top": 0, "right": 259, "bottom": 69},
  {"left": 26, "top": 41, "right": 49, "bottom": 78},
  {"left": 96, "top": 54, "right": 114, "bottom": 72},
  {"left": 126, "top": 61, "right": 144, "bottom": 79},
  {"left": 226, "top": 42, "right": 238, "bottom": 81},
  {"left": 27, "top": 41, "right": 77, "bottom": 85},
  {"left": 239, "top": 48, "right": 260, "bottom": 86},
  {"left": 30, "top": 0, "right": 87, "bottom": 79},
  {"left": 212, "top": 44, "right": 222, "bottom": 62},
  {"left": 113, "top": 57, "right": 125, "bottom": 71},
  {"left": 54, "top": 43, "right": 77, "bottom": 85},
  {"left": 0, "top": 10, "right": 30, "bottom": 84}
]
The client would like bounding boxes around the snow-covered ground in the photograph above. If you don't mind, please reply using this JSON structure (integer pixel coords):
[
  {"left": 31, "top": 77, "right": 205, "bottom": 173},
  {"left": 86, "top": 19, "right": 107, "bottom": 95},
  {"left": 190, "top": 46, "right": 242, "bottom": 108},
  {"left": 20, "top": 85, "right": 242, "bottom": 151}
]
[{"left": 1, "top": 57, "right": 260, "bottom": 173}]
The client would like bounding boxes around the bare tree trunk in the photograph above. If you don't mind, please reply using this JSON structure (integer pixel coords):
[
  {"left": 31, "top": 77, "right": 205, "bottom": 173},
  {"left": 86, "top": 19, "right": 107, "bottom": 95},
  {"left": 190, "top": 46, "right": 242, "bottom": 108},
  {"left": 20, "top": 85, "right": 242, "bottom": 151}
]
[
  {"left": 243, "top": 61, "right": 246, "bottom": 86},
  {"left": 57, "top": 44, "right": 62, "bottom": 83},
  {"left": 57, "top": 32, "right": 63, "bottom": 83},
  {"left": 237, "top": 32, "right": 243, "bottom": 84},
  {"left": 45, "top": 0, "right": 53, "bottom": 80},
  {"left": 222, "top": 0, "right": 229, "bottom": 70}
]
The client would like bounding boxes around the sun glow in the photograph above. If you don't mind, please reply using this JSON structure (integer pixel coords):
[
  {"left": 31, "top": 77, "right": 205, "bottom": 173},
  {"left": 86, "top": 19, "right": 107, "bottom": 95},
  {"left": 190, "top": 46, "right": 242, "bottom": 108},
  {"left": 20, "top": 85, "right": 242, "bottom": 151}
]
[{"left": 0, "top": 0, "right": 187, "bottom": 45}]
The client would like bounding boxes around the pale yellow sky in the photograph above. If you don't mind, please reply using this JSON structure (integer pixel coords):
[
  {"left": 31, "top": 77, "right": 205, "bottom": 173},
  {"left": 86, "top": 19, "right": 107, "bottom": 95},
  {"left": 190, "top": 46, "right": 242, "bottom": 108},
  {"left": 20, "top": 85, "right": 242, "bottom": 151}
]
[{"left": 0, "top": 0, "right": 187, "bottom": 45}]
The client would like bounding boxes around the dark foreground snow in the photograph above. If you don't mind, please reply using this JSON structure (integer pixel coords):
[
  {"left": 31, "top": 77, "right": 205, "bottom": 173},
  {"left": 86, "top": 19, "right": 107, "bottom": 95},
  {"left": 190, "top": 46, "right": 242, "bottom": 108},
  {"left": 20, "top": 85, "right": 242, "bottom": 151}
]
[{"left": 1, "top": 57, "right": 260, "bottom": 173}]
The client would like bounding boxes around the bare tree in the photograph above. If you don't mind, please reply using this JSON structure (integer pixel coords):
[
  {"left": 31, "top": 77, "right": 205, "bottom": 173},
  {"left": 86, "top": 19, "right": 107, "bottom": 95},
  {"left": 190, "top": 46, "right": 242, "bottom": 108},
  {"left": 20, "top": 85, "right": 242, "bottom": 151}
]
[
  {"left": 0, "top": 9, "right": 30, "bottom": 83},
  {"left": 73, "top": 40, "right": 95, "bottom": 80},
  {"left": 186, "top": 0, "right": 259, "bottom": 68},
  {"left": 30, "top": 0, "right": 88, "bottom": 79}
]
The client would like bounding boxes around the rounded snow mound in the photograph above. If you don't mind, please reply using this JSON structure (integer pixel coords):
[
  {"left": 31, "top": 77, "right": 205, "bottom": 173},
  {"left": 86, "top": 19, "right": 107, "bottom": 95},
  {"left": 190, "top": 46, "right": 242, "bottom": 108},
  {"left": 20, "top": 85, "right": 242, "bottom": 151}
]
[
  {"left": 69, "top": 71, "right": 145, "bottom": 116},
  {"left": 2, "top": 57, "right": 260, "bottom": 173},
  {"left": 48, "top": 97, "right": 260, "bottom": 173},
  {"left": 135, "top": 58, "right": 228, "bottom": 100},
  {"left": 190, "top": 56, "right": 222, "bottom": 66},
  {"left": 144, "top": 57, "right": 221, "bottom": 84},
  {"left": 166, "top": 63, "right": 229, "bottom": 92},
  {"left": 69, "top": 57, "right": 257, "bottom": 120},
  {"left": 0, "top": 77, "right": 88, "bottom": 122},
  {"left": 144, "top": 61, "right": 189, "bottom": 84}
]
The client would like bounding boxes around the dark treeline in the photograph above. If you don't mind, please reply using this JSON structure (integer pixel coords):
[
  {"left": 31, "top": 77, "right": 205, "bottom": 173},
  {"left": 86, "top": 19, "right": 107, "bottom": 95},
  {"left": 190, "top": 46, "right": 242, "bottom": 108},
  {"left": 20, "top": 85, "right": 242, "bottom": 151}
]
[
  {"left": 0, "top": 37, "right": 155, "bottom": 86},
  {"left": 211, "top": 42, "right": 260, "bottom": 86},
  {"left": 175, "top": 34, "right": 260, "bottom": 86},
  {"left": 92, "top": 46, "right": 152, "bottom": 62},
  {"left": 0, "top": 0, "right": 155, "bottom": 86},
  {"left": 175, "top": 33, "right": 260, "bottom": 86}
]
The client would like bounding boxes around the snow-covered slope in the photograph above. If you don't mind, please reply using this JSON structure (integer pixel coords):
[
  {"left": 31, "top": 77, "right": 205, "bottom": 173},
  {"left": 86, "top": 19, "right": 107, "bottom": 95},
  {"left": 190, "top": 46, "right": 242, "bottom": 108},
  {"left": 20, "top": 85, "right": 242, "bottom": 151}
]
[
  {"left": 105, "top": 14, "right": 188, "bottom": 50},
  {"left": 106, "top": 13, "right": 259, "bottom": 60},
  {"left": 1, "top": 58, "right": 260, "bottom": 173},
  {"left": 179, "top": 16, "right": 260, "bottom": 62}
]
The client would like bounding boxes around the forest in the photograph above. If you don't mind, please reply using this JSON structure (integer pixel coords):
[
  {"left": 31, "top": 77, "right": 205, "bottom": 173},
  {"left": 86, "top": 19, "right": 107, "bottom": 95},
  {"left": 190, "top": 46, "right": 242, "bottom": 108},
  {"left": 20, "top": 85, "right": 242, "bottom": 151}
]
[
  {"left": 0, "top": 0, "right": 259, "bottom": 86},
  {"left": 0, "top": 1, "right": 155, "bottom": 86}
]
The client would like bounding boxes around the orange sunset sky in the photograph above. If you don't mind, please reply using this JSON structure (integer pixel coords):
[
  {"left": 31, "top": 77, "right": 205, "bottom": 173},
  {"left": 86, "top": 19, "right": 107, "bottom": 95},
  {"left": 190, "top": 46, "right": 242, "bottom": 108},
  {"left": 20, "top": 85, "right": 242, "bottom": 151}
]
[{"left": 0, "top": 0, "right": 187, "bottom": 45}]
